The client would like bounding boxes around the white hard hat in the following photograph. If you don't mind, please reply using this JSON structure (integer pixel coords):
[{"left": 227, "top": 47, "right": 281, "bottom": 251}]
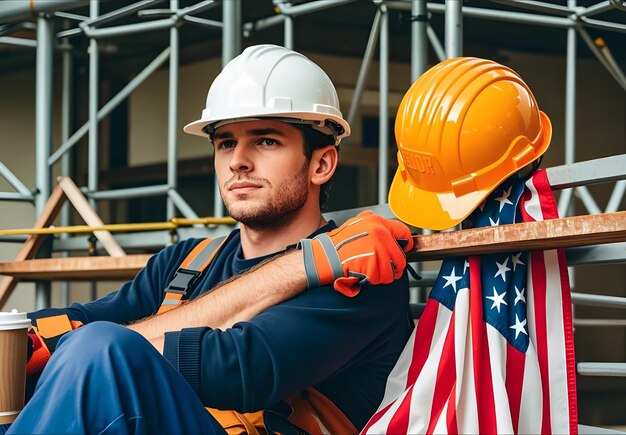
[{"left": 184, "top": 44, "right": 351, "bottom": 144}]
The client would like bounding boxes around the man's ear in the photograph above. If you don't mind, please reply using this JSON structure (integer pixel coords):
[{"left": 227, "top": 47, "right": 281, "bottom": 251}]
[{"left": 310, "top": 145, "right": 338, "bottom": 186}]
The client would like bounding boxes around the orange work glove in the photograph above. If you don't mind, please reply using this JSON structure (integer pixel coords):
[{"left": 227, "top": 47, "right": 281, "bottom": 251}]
[
  {"left": 26, "top": 333, "right": 50, "bottom": 376},
  {"left": 299, "top": 210, "right": 414, "bottom": 297}
]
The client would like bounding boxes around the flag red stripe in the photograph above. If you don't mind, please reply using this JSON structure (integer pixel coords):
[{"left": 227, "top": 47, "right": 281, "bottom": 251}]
[
  {"left": 386, "top": 385, "right": 413, "bottom": 434},
  {"left": 530, "top": 250, "right": 552, "bottom": 434},
  {"left": 426, "top": 310, "right": 457, "bottom": 434},
  {"left": 385, "top": 302, "right": 442, "bottom": 433},
  {"left": 533, "top": 169, "right": 558, "bottom": 220},
  {"left": 505, "top": 343, "right": 526, "bottom": 434},
  {"left": 363, "top": 302, "right": 441, "bottom": 434},
  {"left": 361, "top": 399, "right": 394, "bottom": 434},
  {"left": 407, "top": 302, "right": 440, "bottom": 386},
  {"left": 469, "top": 256, "right": 498, "bottom": 435},
  {"left": 533, "top": 170, "right": 578, "bottom": 434},
  {"left": 557, "top": 248, "right": 578, "bottom": 435},
  {"left": 446, "top": 381, "right": 458, "bottom": 435}
]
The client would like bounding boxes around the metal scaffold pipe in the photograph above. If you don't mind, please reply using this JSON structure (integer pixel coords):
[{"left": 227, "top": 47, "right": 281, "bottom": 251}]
[
  {"left": 216, "top": 0, "right": 241, "bottom": 218},
  {"left": 387, "top": 1, "right": 575, "bottom": 28},
  {"left": 347, "top": 8, "right": 381, "bottom": 127},
  {"left": 378, "top": 5, "right": 389, "bottom": 205},
  {"left": 276, "top": 0, "right": 356, "bottom": 17},
  {"left": 411, "top": 0, "right": 428, "bottom": 81},
  {"left": 0, "top": 0, "right": 86, "bottom": 24},
  {"left": 35, "top": 13, "right": 55, "bottom": 310},
  {"left": 445, "top": 0, "right": 462, "bottom": 58},
  {"left": 0, "top": 163, "right": 33, "bottom": 198},
  {"left": 558, "top": 0, "right": 578, "bottom": 218},
  {"left": 87, "top": 0, "right": 99, "bottom": 212},
  {"left": 49, "top": 48, "right": 171, "bottom": 166},
  {"left": 0, "top": 37, "right": 37, "bottom": 48},
  {"left": 0, "top": 218, "right": 237, "bottom": 237},
  {"left": 167, "top": 0, "right": 179, "bottom": 221}
]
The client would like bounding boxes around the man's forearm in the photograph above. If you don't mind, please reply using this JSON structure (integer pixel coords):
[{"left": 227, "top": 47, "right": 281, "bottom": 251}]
[{"left": 127, "top": 250, "right": 306, "bottom": 350}]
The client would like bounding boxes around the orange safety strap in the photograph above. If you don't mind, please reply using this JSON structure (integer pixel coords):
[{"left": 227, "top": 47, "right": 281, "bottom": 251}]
[
  {"left": 31, "top": 314, "right": 84, "bottom": 354},
  {"left": 205, "top": 408, "right": 265, "bottom": 435},
  {"left": 157, "top": 235, "right": 228, "bottom": 315},
  {"left": 286, "top": 388, "right": 358, "bottom": 435},
  {"left": 206, "top": 388, "right": 356, "bottom": 435}
]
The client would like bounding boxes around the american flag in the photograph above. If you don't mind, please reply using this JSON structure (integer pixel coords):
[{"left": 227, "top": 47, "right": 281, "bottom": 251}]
[{"left": 363, "top": 169, "right": 578, "bottom": 434}]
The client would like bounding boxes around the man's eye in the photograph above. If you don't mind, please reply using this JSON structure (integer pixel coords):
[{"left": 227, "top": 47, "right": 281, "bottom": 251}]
[
  {"left": 218, "top": 141, "right": 235, "bottom": 150},
  {"left": 260, "top": 138, "right": 278, "bottom": 146}
]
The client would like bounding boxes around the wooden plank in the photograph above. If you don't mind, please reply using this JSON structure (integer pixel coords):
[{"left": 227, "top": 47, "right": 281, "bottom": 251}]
[
  {"left": 57, "top": 176, "right": 126, "bottom": 257},
  {"left": 409, "top": 211, "right": 626, "bottom": 261},
  {"left": 1, "top": 211, "right": 623, "bottom": 283},
  {"left": 0, "top": 184, "right": 66, "bottom": 307},
  {"left": 0, "top": 255, "right": 152, "bottom": 281}
]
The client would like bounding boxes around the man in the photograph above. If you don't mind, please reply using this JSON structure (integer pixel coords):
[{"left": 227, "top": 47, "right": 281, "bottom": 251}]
[{"left": 6, "top": 45, "right": 414, "bottom": 434}]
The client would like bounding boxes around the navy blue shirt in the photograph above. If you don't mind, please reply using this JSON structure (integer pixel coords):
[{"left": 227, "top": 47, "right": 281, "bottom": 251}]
[{"left": 30, "top": 223, "right": 413, "bottom": 429}]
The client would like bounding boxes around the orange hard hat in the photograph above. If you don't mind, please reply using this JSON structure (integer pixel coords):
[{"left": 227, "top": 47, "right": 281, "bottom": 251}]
[{"left": 388, "top": 57, "right": 552, "bottom": 230}]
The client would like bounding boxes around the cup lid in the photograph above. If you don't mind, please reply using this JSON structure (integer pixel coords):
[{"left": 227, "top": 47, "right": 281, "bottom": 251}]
[{"left": 0, "top": 310, "right": 31, "bottom": 330}]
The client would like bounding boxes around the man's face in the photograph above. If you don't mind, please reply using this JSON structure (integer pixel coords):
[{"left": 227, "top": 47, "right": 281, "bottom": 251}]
[{"left": 212, "top": 120, "right": 311, "bottom": 228}]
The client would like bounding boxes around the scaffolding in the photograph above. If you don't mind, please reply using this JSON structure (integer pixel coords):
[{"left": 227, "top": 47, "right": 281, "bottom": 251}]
[
  {"left": 0, "top": 0, "right": 625, "bottom": 426},
  {"left": 0, "top": 0, "right": 624, "bottom": 236}
]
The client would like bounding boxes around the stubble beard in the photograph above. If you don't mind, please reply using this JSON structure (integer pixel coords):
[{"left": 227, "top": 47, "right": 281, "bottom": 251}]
[{"left": 223, "top": 162, "right": 310, "bottom": 229}]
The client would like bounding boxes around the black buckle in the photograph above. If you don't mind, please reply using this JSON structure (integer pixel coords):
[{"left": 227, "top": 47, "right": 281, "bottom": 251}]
[{"left": 165, "top": 268, "right": 201, "bottom": 295}]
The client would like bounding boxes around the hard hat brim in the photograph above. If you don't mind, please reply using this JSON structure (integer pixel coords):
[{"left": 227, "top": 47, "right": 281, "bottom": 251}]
[
  {"left": 388, "top": 169, "right": 490, "bottom": 231},
  {"left": 183, "top": 112, "right": 351, "bottom": 143}
]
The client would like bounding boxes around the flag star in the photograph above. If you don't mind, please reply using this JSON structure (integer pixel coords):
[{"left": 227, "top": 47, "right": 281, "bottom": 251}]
[
  {"left": 511, "top": 252, "right": 525, "bottom": 271},
  {"left": 510, "top": 314, "right": 528, "bottom": 339},
  {"left": 463, "top": 259, "right": 469, "bottom": 274},
  {"left": 489, "top": 216, "right": 500, "bottom": 226},
  {"left": 514, "top": 286, "right": 526, "bottom": 305},
  {"left": 486, "top": 287, "right": 508, "bottom": 313},
  {"left": 479, "top": 201, "right": 486, "bottom": 211},
  {"left": 494, "top": 257, "right": 511, "bottom": 282},
  {"left": 494, "top": 185, "right": 514, "bottom": 212},
  {"left": 442, "top": 266, "right": 463, "bottom": 293}
]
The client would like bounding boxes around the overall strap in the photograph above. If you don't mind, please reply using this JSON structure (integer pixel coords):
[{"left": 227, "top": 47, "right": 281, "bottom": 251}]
[{"left": 157, "top": 235, "right": 228, "bottom": 314}]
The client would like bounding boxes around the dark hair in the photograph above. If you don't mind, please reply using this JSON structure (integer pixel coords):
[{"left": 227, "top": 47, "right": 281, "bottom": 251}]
[{"left": 294, "top": 124, "right": 338, "bottom": 209}]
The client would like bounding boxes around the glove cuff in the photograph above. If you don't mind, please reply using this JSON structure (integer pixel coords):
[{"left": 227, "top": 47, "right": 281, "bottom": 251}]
[{"left": 299, "top": 234, "right": 344, "bottom": 288}]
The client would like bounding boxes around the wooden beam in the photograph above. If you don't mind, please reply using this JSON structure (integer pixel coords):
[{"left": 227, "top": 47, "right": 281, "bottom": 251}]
[
  {"left": 57, "top": 176, "right": 126, "bottom": 257},
  {"left": 1, "top": 211, "right": 623, "bottom": 282},
  {"left": 409, "top": 211, "right": 626, "bottom": 261},
  {"left": 0, "top": 184, "right": 66, "bottom": 307},
  {"left": 0, "top": 255, "right": 153, "bottom": 281}
]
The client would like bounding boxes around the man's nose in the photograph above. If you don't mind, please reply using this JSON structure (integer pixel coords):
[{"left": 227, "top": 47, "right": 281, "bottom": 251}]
[{"left": 229, "top": 145, "right": 253, "bottom": 173}]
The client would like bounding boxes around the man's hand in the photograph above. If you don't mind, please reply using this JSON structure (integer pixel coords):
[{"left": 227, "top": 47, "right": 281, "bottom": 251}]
[{"left": 299, "top": 210, "right": 414, "bottom": 297}]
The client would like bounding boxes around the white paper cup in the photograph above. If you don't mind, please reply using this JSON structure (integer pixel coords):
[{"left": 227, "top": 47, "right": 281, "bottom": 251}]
[{"left": 0, "top": 310, "right": 31, "bottom": 424}]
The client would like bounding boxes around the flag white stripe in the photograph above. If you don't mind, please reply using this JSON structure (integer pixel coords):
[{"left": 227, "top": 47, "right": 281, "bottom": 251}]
[
  {"left": 406, "top": 306, "right": 453, "bottom": 434},
  {"left": 522, "top": 177, "right": 543, "bottom": 221},
  {"left": 518, "top": 249, "right": 545, "bottom": 435},
  {"left": 520, "top": 174, "right": 549, "bottom": 435},
  {"left": 433, "top": 400, "right": 448, "bottom": 434},
  {"left": 518, "top": 342, "right": 543, "bottom": 434},
  {"left": 375, "top": 328, "right": 418, "bottom": 410},
  {"left": 486, "top": 325, "right": 515, "bottom": 434},
  {"left": 457, "top": 324, "right": 479, "bottom": 434},
  {"left": 544, "top": 248, "right": 571, "bottom": 433},
  {"left": 454, "top": 289, "right": 480, "bottom": 434},
  {"left": 367, "top": 386, "right": 413, "bottom": 434}
]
